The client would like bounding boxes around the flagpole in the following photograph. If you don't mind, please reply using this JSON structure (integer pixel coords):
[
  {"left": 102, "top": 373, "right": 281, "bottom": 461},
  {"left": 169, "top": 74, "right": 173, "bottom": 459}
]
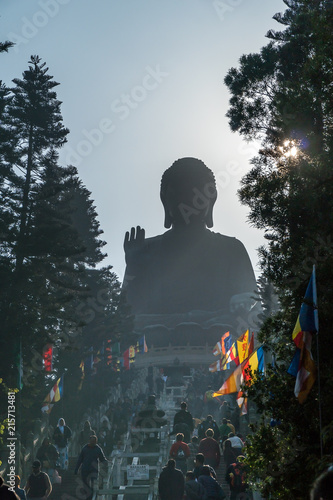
[
  {"left": 313, "top": 265, "right": 323, "bottom": 459},
  {"left": 62, "top": 371, "right": 65, "bottom": 417},
  {"left": 315, "top": 332, "right": 323, "bottom": 459}
]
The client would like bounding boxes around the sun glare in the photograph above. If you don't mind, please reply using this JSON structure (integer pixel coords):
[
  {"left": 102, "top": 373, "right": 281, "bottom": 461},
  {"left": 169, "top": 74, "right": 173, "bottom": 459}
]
[{"left": 279, "top": 140, "right": 298, "bottom": 158}]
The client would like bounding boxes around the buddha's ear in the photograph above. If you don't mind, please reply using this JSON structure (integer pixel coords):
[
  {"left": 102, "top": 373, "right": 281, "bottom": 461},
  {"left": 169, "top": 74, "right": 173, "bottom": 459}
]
[
  {"left": 163, "top": 205, "right": 172, "bottom": 228},
  {"left": 204, "top": 197, "right": 216, "bottom": 228},
  {"left": 205, "top": 208, "right": 214, "bottom": 228},
  {"left": 164, "top": 213, "right": 172, "bottom": 229},
  {"left": 161, "top": 195, "right": 172, "bottom": 228}
]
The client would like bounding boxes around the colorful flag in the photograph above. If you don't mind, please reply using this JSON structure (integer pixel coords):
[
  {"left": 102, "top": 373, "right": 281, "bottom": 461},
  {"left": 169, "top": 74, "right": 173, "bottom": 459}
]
[
  {"left": 220, "top": 332, "right": 233, "bottom": 369},
  {"left": 221, "top": 331, "right": 248, "bottom": 368},
  {"left": 209, "top": 358, "right": 224, "bottom": 372},
  {"left": 136, "top": 335, "right": 148, "bottom": 353},
  {"left": 43, "top": 344, "right": 53, "bottom": 372},
  {"left": 237, "top": 330, "right": 249, "bottom": 364},
  {"left": 213, "top": 346, "right": 265, "bottom": 397},
  {"left": 244, "top": 332, "right": 254, "bottom": 360},
  {"left": 78, "top": 360, "right": 85, "bottom": 390},
  {"left": 41, "top": 375, "right": 64, "bottom": 414},
  {"left": 213, "top": 332, "right": 231, "bottom": 357},
  {"left": 129, "top": 345, "right": 136, "bottom": 363},
  {"left": 221, "top": 331, "right": 232, "bottom": 355},
  {"left": 212, "top": 340, "right": 223, "bottom": 357},
  {"left": 288, "top": 268, "right": 318, "bottom": 403},
  {"left": 106, "top": 341, "right": 121, "bottom": 365},
  {"left": 236, "top": 391, "right": 248, "bottom": 415}
]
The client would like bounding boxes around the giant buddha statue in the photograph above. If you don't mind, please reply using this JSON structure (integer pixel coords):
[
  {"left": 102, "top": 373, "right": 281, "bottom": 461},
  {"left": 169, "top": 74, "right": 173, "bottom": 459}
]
[{"left": 123, "top": 157, "right": 257, "bottom": 347}]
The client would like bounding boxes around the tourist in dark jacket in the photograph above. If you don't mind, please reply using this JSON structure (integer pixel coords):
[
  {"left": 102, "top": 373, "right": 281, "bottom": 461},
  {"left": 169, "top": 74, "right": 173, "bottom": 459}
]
[
  {"left": 197, "top": 415, "right": 220, "bottom": 442},
  {"left": 223, "top": 439, "right": 238, "bottom": 468},
  {"left": 198, "top": 465, "right": 225, "bottom": 499},
  {"left": 173, "top": 401, "right": 194, "bottom": 442},
  {"left": 193, "top": 453, "right": 216, "bottom": 479},
  {"left": 53, "top": 418, "right": 71, "bottom": 470},
  {"left": 36, "top": 437, "right": 59, "bottom": 484},
  {"left": 184, "top": 470, "right": 206, "bottom": 500},
  {"left": 74, "top": 435, "right": 108, "bottom": 500},
  {"left": 79, "top": 420, "right": 96, "bottom": 448},
  {"left": 158, "top": 459, "right": 184, "bottom": 500}
]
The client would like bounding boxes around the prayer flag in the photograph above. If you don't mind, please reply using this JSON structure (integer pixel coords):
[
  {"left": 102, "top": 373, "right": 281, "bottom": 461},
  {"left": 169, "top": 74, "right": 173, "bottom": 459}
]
[
  {"left": 78, "top": 360, "right": 85, "bottom": 390},
  {"left": 122, "top": 348, "right": 130, "bottom": 370},
  {"left": 213, "top": 340, "right": 222, "bottom": 357},
  {"left": 106, "top": 341, "right": 121, "bottom": 365},
  {"left": 237, "top": 330, "right": 249, "bottom": 364},
  {"left": 221, "top": 331, "right": 249, "bottom": 368},
  {"left": 213, "top": 332, "right": 232, "bottom": 357},
  {"left": 221, "top": 331, "right": 232, "bottom": 355},
  {"left": 129, "top": 345, "right": 136, "bottom": 363},
  {"left": 42, "top": 375, "right": 64, "bottom": 414},
  {"left": 209, "top": 359, "right": 224, "bottom": 372},
  {"left": 122, "top": 346, "right": 136, "bottom": 369},
  {"left": 236, "top": 391, "right": 248, "bottom": 415},
  {"left": 213, "top": 346, "right": 265, "bottom": 397},
  {"left": 43, "top": 344, "right": 53, "bottom": 372},
  {"left": 289, "top": 268, "right": 318, "bottom": 403},
  {"left": 136, "top": 335, "right": 148, "bottom": 353}
]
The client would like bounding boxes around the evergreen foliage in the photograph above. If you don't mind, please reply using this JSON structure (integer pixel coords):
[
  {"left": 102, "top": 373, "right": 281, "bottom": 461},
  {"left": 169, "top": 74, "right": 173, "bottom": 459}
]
[
  {"left": 0, "top": 55, "right": 133, "bottom": 430},
  {"left": 224, "top": 1, "right": 333, "bottom": 497}
]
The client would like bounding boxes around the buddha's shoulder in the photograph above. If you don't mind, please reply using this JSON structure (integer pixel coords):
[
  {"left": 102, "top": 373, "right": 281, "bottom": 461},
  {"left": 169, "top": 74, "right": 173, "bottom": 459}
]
[
  {"left": 144, "top": 230, "right": 245, "bottom": 248},
  {"left": 206, "top": 231, "right": 246, "bottom": 248}
]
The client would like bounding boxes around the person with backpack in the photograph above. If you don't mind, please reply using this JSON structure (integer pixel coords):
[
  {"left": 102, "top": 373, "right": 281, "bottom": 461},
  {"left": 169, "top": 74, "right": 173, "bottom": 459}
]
[
  {"left": 169, "top": 433, "right": 191, "bottom": 475},
  {"left": 225, "top": 455, "right": 249, "bottom": 500},
  {"left": 198, "top": 415, "right": 220, "bottom": 442},
  {"left": 187, "top": 436, "right": 199, "bottom": 471}
]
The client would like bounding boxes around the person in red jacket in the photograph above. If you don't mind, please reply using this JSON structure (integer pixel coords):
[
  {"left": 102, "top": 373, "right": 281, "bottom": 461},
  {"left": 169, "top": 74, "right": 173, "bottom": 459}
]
[
  {"left": 169, "top": 433, "right": 190, "bottom": 475},
  {"left": 198, "top": 428, "right": 221, "bottom": 470}
]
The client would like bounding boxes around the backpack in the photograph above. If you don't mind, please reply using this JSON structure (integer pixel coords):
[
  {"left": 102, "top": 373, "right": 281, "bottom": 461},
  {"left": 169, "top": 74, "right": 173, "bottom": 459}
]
[
  {"left": 230, "top": 462, "right": 246, "bottom": 489},
  {"left": 176, "top": 446, "right": 186, "bottom": 459}
]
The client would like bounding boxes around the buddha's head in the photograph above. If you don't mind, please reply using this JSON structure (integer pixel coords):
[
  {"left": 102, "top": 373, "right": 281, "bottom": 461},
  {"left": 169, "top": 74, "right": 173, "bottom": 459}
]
[{"left": 160, "top": 157, "right": 217, "bottom": 228}]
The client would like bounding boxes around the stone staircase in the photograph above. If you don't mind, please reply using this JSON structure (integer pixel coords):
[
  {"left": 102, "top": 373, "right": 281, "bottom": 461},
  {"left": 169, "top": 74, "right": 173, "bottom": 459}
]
[
  {"left": 216, "top": 457, "right": 230, "bottom": 500},
  {"left": 48, "top": 457, "right": 87, "bottom": 500}
]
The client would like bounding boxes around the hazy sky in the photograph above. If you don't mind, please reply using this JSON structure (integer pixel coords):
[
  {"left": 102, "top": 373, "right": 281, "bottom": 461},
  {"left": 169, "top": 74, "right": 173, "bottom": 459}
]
[{"left": 2, "top": 0, "right": 285, "bottom": 281}]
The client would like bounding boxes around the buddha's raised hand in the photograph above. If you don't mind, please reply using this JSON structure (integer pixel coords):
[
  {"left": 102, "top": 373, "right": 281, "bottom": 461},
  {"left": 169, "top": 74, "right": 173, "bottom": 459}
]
[{"left": 124, "top": 226, "right": 146, "bottom": 264}]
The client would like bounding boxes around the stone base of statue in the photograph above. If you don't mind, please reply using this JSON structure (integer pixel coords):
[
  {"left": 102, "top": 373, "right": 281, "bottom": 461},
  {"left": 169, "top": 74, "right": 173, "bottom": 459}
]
[{"left": 132, "top": 304, "right": 260, "bottom": 369}]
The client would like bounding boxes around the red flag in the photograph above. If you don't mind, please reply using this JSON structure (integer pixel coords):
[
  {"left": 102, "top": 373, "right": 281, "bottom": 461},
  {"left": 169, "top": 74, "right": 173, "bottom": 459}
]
[
  {"left": 123, "top": 348, "right": 130, "bottom": 370},
  {"left": 43, "top": 344, "right": 53, "bottom": 372}
]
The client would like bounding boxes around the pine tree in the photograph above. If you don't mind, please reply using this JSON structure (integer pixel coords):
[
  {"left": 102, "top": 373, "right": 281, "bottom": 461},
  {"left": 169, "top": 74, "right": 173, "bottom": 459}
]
[{"left": 224, "top": 1, "right": 333, "bottom": 497}]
